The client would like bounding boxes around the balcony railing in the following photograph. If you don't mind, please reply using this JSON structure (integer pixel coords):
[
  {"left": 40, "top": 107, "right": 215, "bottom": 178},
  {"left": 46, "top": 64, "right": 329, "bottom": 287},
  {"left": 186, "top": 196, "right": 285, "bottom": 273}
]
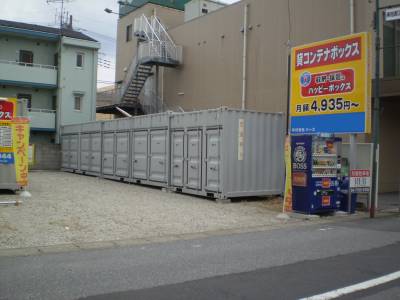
[
  {"left": 28, "top": 108, "right": 56, "bottom": 113},
  {"left": 0, "top": 59, "right": 57, "bottom": 70},
  {"left": 0, "top": 59, "right": 58, "bottom": 87},
  {"left": 28, "top": 108, "right": 56, "bottom": 130}
]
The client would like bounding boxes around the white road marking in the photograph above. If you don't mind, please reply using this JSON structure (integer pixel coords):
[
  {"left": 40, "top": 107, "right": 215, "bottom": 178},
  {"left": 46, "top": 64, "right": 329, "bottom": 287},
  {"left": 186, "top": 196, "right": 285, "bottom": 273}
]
[
  {"left": 319, "top": 227, "right": 333, "bottom": 231},
  {"left": 299, "top": 270, "right": 400, "bottom": 300}
]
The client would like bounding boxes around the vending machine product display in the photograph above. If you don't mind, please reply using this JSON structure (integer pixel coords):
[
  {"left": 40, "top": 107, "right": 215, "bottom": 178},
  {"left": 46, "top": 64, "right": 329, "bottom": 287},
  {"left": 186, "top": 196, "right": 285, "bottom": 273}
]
[{"left": 291, "top": 135, "right": 342, "bottom": 214}]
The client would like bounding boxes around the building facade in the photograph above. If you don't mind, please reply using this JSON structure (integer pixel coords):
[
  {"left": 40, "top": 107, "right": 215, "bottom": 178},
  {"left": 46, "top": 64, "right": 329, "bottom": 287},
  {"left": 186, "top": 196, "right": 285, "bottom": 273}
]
[
  {"left": 115, "top": 0, "right": 400, "bottom": 194},
  {"left": 0, "top": 20, "right": 100, "bottom": 144}
]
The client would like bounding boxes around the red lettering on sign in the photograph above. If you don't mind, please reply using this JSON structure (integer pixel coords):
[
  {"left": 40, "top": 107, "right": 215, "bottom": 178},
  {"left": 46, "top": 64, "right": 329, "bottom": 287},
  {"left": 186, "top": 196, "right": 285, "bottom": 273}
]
[
  {"left": 350, "top": 169, "right": 370, "bottom": 177},
  {"left": 295, "top": 37, "right": 362, "bottom": 70},
  {"left": 0, "top": 100, "right": 15, "bottom": 120},
  {"left": 301, "top": 69, "right": 354, "bottom": 97}
]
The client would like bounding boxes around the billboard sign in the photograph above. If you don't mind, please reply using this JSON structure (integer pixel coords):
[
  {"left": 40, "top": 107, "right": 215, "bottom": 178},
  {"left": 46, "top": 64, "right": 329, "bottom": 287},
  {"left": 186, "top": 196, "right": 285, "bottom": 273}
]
[
  {"left": 385, "top": 7, "right": 400, "bottom": 21},
  {"left": 0, "top": 98, "right": 16, "bottom": 120},
  {"left": 290, "top": 33, "right": 371, "bottom": 134}
]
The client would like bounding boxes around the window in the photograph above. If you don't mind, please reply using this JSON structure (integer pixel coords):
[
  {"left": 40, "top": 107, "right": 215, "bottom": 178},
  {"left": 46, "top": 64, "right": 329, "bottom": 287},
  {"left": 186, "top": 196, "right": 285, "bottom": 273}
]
[
  {"left": 126, "top": 24, "right": 132, "bottom": 42},
  {"left": 74, "top": 94, "right": 83, "bottom": 111},
  {"left": 383, "top": 19, "right": 400, "bottom": 77},
  {"left": 54, "top": 53, "right": 58, "bottom": 67},
  {"left": 202, "top": 8, "right": 208, "bottom": 14},
  {"left": 52, "top": 96, "right": 57, "bottom": 111},
  {"left": 17, "top": 94, "right": 32, "bottom": 109},
  {"left": 19, "top": 50, "right": 33, "bottom": 66},
  {"left": 76, "top": 53, "right": 84, "bottom": 68}
]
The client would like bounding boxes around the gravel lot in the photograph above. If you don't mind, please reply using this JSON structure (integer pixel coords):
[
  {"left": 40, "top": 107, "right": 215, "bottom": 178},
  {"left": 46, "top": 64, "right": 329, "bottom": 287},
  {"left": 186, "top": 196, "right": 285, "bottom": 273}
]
[{"left": 0, "top": 171, "right": 300, "bottom": 250}]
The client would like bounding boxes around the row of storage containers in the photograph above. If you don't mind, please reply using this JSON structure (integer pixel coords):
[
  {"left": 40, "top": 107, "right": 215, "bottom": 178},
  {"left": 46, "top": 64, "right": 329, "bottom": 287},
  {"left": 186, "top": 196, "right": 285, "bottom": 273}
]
[{"left": 61, "top": 108, "right": 285, "bottom": 199}]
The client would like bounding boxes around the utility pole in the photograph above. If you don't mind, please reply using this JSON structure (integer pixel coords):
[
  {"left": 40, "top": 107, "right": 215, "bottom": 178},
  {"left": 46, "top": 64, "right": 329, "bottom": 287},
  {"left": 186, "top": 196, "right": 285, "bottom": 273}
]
[
  {"left": 371, "top": 0, "right": 381, "bottom": 218},
  {"left": 348, "top": 0, "right": 356, "bottom": 215}
]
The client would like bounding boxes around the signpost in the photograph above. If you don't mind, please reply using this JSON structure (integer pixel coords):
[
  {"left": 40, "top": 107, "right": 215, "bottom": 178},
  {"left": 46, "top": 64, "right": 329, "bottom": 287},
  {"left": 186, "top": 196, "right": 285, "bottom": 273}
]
[{"left": 290, "top": 32, "right": 371, "bottom": 135}]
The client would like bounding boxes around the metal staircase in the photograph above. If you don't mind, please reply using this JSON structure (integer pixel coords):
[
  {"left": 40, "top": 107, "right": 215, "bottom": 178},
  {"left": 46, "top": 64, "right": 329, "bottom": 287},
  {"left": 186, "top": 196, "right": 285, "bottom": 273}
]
[{"left": 119, "top": 14, "right": 182, "bottom": 111}]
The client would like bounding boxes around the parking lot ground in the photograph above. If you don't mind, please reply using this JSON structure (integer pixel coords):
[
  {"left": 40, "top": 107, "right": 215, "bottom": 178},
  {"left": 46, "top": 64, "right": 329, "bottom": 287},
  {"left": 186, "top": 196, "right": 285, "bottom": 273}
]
[{"left": 0, "top": 171, "right": 364, "bottom": 255}]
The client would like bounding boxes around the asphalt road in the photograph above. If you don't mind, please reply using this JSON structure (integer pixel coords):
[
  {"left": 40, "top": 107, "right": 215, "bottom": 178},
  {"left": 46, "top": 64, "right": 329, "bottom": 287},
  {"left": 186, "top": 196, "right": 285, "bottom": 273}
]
[{"left": 1, "top": 215, "right": 399, "bottom": 300}]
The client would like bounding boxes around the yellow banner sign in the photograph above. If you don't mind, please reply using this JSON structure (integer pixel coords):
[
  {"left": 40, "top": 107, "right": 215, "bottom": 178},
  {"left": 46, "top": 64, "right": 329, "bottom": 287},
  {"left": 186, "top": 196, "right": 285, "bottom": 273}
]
[
  {"left": 290, "top": 32, "right": 371, "bottom": 134},
  {"left": 283, "top": 136, "right": 293, "bottom": 213},
  {"left": 12, "top": 118, "right": 30, "bottom": 187}
]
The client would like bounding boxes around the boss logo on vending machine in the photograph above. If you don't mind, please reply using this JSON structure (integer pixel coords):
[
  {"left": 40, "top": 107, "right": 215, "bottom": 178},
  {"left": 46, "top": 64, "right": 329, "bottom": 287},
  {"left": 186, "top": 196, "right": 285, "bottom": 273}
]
[{"left": 293, "top": 145, "right": 307, "bottom": 170}]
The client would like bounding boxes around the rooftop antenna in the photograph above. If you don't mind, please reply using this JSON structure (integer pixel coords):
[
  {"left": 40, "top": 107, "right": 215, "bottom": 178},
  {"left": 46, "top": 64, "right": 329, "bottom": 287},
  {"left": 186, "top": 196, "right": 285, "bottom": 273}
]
[{"left": 46, "top": 0, "right": 73, "bottom": 29}]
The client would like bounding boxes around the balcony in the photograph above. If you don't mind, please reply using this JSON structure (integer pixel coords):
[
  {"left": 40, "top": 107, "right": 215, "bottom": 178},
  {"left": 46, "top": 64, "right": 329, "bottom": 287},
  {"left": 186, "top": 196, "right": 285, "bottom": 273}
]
[
  {"left": 28, "top": 108, "right": 56, "bottom": 132},
  {"left": 0, "top": 60, "right": 57, "bottom": 89}
]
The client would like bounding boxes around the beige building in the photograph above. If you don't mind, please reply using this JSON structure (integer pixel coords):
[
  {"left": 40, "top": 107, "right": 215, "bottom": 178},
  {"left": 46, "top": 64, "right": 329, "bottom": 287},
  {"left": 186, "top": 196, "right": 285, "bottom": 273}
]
[{"left": 115, "top": 0, "right": 400, "bottom": 194}]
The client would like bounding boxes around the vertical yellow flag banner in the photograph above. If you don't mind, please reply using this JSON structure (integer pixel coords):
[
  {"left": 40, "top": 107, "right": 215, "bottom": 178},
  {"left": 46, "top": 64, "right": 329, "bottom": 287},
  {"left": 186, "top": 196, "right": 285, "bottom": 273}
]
[
  {"left": 12, "top": 118, "right": 30, "bottom": 187},
  {"left": 283, "top": 136, "right": 292, "bottom": 212}
]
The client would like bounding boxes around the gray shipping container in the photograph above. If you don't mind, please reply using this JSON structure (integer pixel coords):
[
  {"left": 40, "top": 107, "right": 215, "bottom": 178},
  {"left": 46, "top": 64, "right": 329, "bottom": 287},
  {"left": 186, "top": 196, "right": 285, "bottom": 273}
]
[{"left": 61, "top": 108, "right": 285, "bottom": 199}]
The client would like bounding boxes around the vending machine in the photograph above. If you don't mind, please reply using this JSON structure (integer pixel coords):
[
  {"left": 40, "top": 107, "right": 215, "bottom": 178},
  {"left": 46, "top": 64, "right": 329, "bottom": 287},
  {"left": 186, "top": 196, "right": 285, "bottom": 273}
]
[{"left": 291, "top": 135, "right": 342, "bottom": 214}]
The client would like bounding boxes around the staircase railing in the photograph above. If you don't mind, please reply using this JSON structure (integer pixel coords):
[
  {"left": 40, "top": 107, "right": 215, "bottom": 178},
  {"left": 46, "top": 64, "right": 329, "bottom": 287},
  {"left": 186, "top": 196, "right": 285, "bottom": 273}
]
[
  {"left": 150, "top": 16, "right": 174, "bottom": 46},
  {"left": 134, "top": 15, "right": 161, "bottom": 41},
  {"left": 117, "top": 14, "right": 183, "bottom": 106},
  {"left": 134, "top": 14, "right": 182, "bottom": 64},
  {"left": 119, "top": 55, "right": 139, "bottom": 101},
  {"left": 138, "top": 41, "right": 182, "bottom": 64}
]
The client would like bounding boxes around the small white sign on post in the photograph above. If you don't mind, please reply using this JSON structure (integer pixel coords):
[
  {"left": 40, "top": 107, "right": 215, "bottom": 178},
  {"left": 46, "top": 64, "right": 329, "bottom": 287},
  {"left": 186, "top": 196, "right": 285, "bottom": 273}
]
[
  {"left": 350, "top": 169, "right": 371, "bottom": 193},
  {"left": 238, "top": 119, "right": 244, "bottom": 161},
  {"left": 385, "top": 7, "right": 400, "bottom": 21}
]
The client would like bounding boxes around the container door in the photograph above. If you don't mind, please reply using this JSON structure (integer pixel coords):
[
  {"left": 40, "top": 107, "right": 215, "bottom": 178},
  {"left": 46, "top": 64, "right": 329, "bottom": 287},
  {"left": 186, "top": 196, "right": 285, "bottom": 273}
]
[
  {"left": 90, "top": 133, "right": 101, "bottom": 173},
  {"left": 132, "top": 131, "right": 148, "bottom": 179},
  {"left": 171, "top": 131, "right": 184, "bottom": 187},
  {"left": 80, "top": 134, "right": 90, "bottom": 171},
  {"left": 149, "top": 129, "right": 167, "bottom": 182},
  {"left": 205, "top": 129, "right": 220, "bottom": 192},
  {"left": 102, "top": 133, "right": 114, "bottom": 175},
  {"left": 69, "top": 135, "right": 79, "bottom": 169},
  {"left": 186, "top": 130, "right": 202, "bottom": 190},
  {"left": 115, "top": 132, "right": 129, "bottom": 177},
  {"left": 61, "top": 135, "right": 70, "bottom": 168}
]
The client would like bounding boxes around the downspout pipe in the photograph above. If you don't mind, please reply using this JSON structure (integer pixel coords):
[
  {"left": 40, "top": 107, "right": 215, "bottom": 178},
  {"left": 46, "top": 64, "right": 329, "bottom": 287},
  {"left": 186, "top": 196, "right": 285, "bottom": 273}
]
[
  {"left": 350, "top": 0, "right": 355, "bottom": 34},
  {"left": 241, "top": 4, "right": 249, "bottom": 110}
]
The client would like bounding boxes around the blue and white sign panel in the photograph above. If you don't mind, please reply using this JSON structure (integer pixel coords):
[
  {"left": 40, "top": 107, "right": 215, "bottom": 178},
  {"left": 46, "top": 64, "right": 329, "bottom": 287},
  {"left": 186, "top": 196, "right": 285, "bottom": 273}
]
[{"left": 0, "top": 152, "right": 14, "bottom": 164}]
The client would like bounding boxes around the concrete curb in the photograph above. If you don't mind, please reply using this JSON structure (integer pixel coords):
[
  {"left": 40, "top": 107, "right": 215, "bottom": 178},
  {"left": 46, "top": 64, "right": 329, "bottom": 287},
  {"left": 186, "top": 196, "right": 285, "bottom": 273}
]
[{"left": 0, "top": 212, "right": 390, "bottom": 258}]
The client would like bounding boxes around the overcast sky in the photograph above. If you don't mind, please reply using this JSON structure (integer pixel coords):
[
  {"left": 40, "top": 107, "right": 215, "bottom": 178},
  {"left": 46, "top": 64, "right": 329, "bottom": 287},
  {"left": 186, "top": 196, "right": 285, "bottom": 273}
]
[{"left": 1, "top": 0, "right": 239, "bottom": 87}]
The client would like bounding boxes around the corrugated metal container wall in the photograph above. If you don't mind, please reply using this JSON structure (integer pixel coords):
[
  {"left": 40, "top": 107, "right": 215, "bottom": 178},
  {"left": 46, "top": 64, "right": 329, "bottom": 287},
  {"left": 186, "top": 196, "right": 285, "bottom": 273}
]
[
  {"left": 131, "top": 113, "right": 171, "bottom": 187},
  {"left": 220, "top": 110, "right": 285, "bottom": 198},
  {"left": 169, "top": 109, "right": 222, "bottom": 197},
  {"left": 80, "top": 121, "right": 102, "bottom": 175},
  {"left": 60, "top": 108, "right": 285, "bottom": 199},
  {"left": 168, "top": 109, "right": 284, "bottom": 198},
  {"left": 61, "top": 123, "right": 81, "bottom": 170}
]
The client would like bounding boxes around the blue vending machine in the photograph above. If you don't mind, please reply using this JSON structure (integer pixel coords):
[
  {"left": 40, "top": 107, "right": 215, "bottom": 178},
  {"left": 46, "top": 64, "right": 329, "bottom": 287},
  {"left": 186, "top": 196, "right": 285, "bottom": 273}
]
[{"left": 291, "top": 135, "right": 342, "bottom": 214}]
